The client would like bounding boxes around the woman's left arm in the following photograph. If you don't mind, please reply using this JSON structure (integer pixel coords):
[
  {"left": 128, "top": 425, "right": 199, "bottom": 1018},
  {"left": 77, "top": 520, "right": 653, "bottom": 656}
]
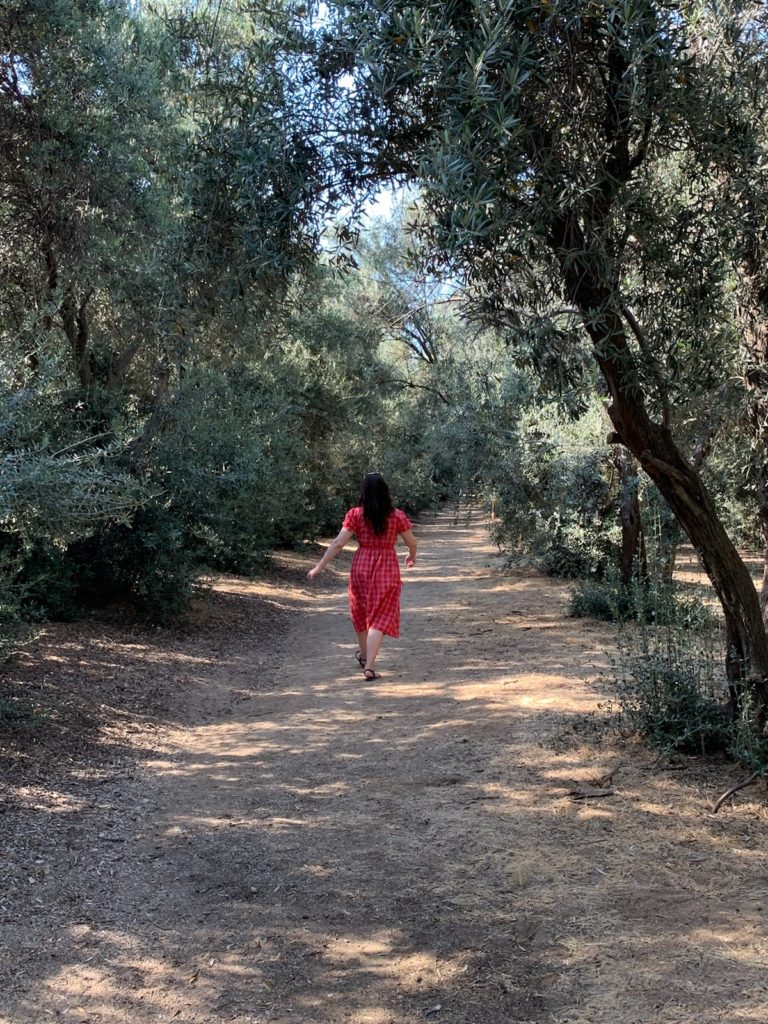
[
  {"left": 400, "top": 528, "right": 417, "bottom": 568},
  {"left": 307, "top": 528, "right": 355, "bottom": 580}
]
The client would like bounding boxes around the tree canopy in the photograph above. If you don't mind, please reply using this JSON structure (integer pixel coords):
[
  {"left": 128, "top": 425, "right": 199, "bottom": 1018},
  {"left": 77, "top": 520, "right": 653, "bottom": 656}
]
[{"left": 5, "top": 0, "right": 768, "bottom": 745}]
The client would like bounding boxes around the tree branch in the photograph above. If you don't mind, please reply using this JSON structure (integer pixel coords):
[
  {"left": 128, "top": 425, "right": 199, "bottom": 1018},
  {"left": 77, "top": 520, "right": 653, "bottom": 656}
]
[
  {"left": 378, "top": 377, "right": 449, "bottom": 404},
  {"left": 710, "top": 771, "right": 762, "bottom": 814},
  {"left": 108, "top": 340, "right": 142, "bottom": 389},
  {"left": 620, "top": 301, "right": 671, "bottom": 428}
]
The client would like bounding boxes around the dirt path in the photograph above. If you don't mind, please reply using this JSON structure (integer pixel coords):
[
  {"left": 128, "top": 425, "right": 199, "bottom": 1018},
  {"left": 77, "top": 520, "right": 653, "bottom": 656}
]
[{"left": 2, "top": 510, "right": 768, "bottom": 1024}]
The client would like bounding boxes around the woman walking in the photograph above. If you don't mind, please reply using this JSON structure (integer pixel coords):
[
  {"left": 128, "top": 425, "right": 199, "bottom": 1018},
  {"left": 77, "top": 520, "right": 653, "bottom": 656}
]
[{"left": 307, "top": 473, "right": 417, "bottom": 679}]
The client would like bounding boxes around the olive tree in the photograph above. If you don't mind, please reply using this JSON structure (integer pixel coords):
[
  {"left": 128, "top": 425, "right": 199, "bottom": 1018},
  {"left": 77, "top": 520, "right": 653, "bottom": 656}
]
[{"left": 324, "top": 0, "right": 768, "bottom": 714}]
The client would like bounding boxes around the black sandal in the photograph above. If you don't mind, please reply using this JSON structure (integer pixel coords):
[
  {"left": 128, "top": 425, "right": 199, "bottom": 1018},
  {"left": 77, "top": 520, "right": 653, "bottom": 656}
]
[
  {"left": 355, "top": 650, "right": 366, "bottom": 668},
  {"left": 363, "top": 668, "right": 379, "bottom": 680}
]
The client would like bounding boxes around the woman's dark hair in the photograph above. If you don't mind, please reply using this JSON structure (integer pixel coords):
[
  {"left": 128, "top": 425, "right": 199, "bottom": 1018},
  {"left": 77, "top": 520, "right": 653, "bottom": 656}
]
[{"left": 361, "top": 472, "right": 394, "bottom": 535}]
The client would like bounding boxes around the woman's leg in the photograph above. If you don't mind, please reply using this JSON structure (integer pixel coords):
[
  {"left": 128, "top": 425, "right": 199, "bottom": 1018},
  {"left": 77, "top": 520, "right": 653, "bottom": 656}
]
[
  {"left": 365, "top": 628, "right": 384, "bottom": 673},
  {"left": 356, "top": 630, "right": 368, "bottom": 661}
]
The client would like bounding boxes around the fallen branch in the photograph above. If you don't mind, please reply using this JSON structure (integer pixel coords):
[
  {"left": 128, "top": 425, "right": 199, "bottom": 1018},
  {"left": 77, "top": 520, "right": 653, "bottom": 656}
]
[
  {"left": 710, "top": 771, "right": 762, "bottom": 814},
  {"left": 569, "top": 788, "right": 615, "bottom": 800}
]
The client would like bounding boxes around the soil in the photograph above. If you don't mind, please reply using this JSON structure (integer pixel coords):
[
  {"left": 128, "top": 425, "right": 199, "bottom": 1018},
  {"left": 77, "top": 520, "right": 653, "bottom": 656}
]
[{"left": 1, "top": 508, "right": 767, "bottom": 1024}]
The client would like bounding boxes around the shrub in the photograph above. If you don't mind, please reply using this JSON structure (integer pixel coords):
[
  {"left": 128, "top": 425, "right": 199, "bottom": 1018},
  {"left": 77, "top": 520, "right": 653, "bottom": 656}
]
[
  {"left": 67, "top": 504, "right": 196, "bottom": 624},
  {"left": 569, "top": 579, "right": 622, "bottom": 621},
  {"left": 727, "top": 695, "right": 768, "bottom": 773},
  {"left": 570, "top": 573, "right": 715, "bottom": 629},
  {"left": 0, "top": 553, "right": 37, "bottom": 664},
  {"left": 15, "top": 544, "right": 82, "bottom": 622},
  {"left": 607, "top": 636, "right": 730, "bottom": 755}
]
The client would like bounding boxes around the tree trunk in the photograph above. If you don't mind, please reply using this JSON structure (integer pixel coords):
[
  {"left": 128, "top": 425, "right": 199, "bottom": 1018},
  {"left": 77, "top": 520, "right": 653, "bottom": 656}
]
[
  {"left": 108, "top": 341, "right": 142, "bottom": 390},
  {"left": 660, "top": 517, "right": 682, "bottom": 582},
  {"left": 61, "top": 284, "right": 94, "bottom": 388},
  {"left": 658, "top": 422, "right": 719, "bottom": 583},
  {"left": 610, "top": 356, "right": 768, "bottom": 715},
  {"left": 755, "top": 462, "right": 768, "bottom": 622},
  {"left": 125, "top": 356, "right": 172, "bottom": 468},
  {"left": 615, "top": 446, "right": 646, "bottom": 588},
  {"left": 551, "top": 216, "right": 768, "bottom": 718}
]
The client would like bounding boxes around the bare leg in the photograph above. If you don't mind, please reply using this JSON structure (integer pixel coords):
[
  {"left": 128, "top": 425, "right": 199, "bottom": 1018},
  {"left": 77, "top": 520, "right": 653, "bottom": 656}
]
[
  {"left": 356, "top": 630, "right": 368, "bottom": 662},
  {"left": 365, "top": 628, "right": 384, "bottom": 673}
]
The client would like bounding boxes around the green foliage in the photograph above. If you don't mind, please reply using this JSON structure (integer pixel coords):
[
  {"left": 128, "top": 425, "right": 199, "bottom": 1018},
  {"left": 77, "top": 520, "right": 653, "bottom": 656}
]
[
  {"left": 569, "top": 579, "right": 622, "bottom": 622},
  {"left": 489, "top": 403, "right": 620, "bottom": 579},
  {"left": 569, "top": 574, "right": 715, "bottom": 630},
  {"left": 0, "top": 0, "right": 444, "bottom": 652},
  {"left": 13, "top": 545, "right": 82, "bottom": 622},
  {"left": 5, "top": 0, "right": 768, "bottom": 782},
  {"left": 606, "top": 609, "right": 767, "bottom": 770},
  {"left": 327, "top": 0, "right": 768, "bottom": 711},
  {"left": 727, "top": 696, "right": 768, "bottom": 775},
  {"left": 608, "top": 636, "right": 730, "bottom": 756},
  {"left": 0, "top": 376, "right": 150, "bottom": 638},
  {"left": 66, "top": 504, "right": 196, "bottom": 623},
  {"left": 0, "top": 553, "right": 37, "bottom": 663}
]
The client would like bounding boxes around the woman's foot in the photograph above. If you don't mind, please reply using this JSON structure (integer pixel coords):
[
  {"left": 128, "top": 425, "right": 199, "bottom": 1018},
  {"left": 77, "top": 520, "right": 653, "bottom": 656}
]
[
  {"left": 355, "top": 650, "right": 366, "bottom": 667},
  {"left": 363, "top": 668, "right": 379, "bottom": 680}
]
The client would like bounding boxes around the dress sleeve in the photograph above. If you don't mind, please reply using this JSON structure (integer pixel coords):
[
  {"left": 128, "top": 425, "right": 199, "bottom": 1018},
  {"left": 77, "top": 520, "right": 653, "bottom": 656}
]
[
  {"left": 342, "top": 507, "right": 360, "bottom": 533},
  {"left": 395, "top": 508, "right": 413, "bottom": 533}
]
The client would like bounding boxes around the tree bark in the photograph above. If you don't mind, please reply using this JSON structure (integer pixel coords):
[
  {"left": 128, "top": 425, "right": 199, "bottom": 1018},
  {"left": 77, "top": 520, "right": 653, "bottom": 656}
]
[
  {"left": 61, "top": 284, "right": 94, "bottom": 387},
  {"left": 755, "top": 461, "right": 768, "bottom": 620},
  {"left": 660, "top": 420, "right": 720, "bottom": 582},
  {"left": 42, "top": 238, "right": 58, "bottom": 332},
  {"left": 125, "top": 356, "right": 172, "bottom": 468},
  {"left": 108, "top": 341, "right": 142, "bottom": 390},
  {"left": 615, "top": 447, "right": 646, "bottom": 589},
  {"left": 607, "top": 339, "right": 767, "bottom": 712}
]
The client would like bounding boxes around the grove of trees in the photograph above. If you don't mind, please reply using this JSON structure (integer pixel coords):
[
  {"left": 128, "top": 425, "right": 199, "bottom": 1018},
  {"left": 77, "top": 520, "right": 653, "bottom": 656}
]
[{"left": 5, "top": 0, "right": 768, "bottom": 759}]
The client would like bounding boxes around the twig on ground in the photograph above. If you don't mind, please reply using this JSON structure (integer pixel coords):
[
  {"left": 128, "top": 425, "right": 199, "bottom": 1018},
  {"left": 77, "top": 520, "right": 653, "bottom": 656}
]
[{"left": 568, "top": 788, "right": 615, "bottom": 800}]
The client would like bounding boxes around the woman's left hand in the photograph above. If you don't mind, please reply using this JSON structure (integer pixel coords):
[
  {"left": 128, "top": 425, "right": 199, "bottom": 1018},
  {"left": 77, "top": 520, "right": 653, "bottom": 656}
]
[{"left": 307, "top": 566, "right": 321, "bottom": 581}]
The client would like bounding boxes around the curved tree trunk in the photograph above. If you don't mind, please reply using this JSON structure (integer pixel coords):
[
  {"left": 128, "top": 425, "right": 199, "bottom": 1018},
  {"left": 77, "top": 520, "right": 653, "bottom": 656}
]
[
  {"left": 551, "top": 217, "right": 768, "bottom": 721},
  {"left": 610, "top": 358, "right": 768, "bottom": 715}
]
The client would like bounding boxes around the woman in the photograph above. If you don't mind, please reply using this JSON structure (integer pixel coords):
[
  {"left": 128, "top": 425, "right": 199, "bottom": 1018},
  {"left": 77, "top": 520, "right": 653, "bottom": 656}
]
[{"left": 307, "top": 473, "right": 417, "bottom": 679}]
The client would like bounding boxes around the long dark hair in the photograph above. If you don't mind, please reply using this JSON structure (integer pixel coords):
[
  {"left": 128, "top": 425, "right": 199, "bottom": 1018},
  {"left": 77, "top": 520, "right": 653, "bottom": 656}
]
[{"left": 361, "top": 472, "right": 394, "bottom": 535}]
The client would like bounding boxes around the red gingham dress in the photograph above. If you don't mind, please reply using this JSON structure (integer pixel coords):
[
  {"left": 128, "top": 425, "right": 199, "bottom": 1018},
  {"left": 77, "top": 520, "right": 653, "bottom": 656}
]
[{"left": 342, "top": 506, "right": 413, "bottom": 638}]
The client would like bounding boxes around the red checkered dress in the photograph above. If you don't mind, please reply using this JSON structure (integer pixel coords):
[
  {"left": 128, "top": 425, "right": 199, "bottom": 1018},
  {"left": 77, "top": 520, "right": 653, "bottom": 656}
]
[{"left": 342, "top": 506, "right": 413, "bottom": 638}]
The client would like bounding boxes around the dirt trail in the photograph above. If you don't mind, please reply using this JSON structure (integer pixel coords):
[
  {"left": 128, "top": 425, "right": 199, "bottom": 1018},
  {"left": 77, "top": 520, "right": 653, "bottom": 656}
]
[{"left": 2, "top": 510, "right": 768, "bottom": 1024}]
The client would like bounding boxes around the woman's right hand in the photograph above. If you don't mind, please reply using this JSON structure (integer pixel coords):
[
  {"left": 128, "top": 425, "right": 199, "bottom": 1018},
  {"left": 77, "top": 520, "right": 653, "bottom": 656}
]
[
  {"left": 404, "top": 555, "right": 416, "bottom": 569},
  {"left": 307, "top": 565, "right": 321, "bottom": 581}
]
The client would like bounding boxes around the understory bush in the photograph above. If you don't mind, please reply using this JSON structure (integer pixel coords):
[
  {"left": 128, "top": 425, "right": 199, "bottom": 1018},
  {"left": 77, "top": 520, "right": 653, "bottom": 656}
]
[
  {"left": 65, "top": 504, "right": 196, "bottom": 623},
  {"left": 569, "top": 578, "right": 622, "bottom": 621},
  {"left": 0, "top": 554, "right": 36, "bottom": 664},
  {"left": 605, "top": 619, "right": 768, "bottom": 771},
  {"left": 0, "top": 278, "right": 457, "bottom": 649},
  {"left": 569, "top": 576, "right": 716, "bottom": 629},
  {"left": 607, "top": 631, "right": 729, "bottom": 755},
  {"left": 0, "top": 394, "right": 152, "bottom": 641}
]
